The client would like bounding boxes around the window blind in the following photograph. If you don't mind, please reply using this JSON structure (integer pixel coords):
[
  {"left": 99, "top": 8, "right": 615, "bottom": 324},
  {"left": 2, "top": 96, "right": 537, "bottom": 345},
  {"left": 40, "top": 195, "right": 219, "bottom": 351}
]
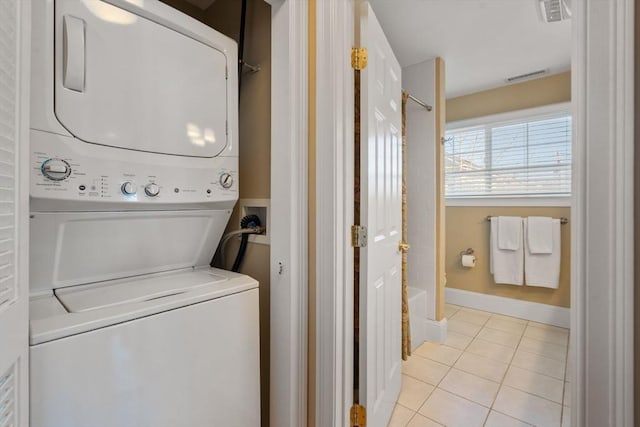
[{"left": 445, "top": 112, "right": 572, "bottom": 198}]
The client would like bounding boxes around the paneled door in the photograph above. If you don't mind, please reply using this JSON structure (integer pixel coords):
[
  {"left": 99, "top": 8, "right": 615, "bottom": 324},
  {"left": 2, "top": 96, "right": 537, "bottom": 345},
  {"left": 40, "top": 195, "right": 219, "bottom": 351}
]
[
  {"left": 0, "top": 0, "right": 29, "bottom": 426},
  {"left": 356, "top": 2, "right": 403, "bottom": 426}
]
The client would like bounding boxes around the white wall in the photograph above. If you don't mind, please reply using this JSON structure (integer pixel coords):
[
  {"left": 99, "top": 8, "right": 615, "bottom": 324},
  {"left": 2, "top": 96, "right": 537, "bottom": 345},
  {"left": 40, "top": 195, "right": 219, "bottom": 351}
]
[{"left": 404, "top": 59, "right": 437, "bottom": 321}]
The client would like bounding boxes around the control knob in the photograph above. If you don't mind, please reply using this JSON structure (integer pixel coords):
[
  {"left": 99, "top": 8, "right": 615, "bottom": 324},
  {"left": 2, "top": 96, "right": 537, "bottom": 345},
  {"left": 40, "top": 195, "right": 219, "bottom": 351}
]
[
  {"left": 144, "top": 183, "right": 160, "bottom": 197},
  {"left": 121, "top": 182, "right": 137, "bottom": 195},
  {"left": 41, "top": 159, "right": 71, "bottom": 181},
  {"left": 219, "top": 172, "right": 233, "bottom": 189}
]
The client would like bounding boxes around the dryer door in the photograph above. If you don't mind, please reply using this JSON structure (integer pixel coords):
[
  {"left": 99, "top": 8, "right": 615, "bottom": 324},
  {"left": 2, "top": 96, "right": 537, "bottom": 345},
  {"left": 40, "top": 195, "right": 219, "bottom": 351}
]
[{"left": 54, "top": 0, "right": 233, "bottom": 158}]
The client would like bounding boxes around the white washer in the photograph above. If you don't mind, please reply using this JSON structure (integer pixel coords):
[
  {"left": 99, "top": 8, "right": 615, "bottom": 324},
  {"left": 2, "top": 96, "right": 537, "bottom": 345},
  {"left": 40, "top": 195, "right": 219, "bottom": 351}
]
[
  {"left": 28, "top": 1, "right": 258, "bottom": 426},
  {"left": 30, "top": 269, "right": 260, "bottom": 427}
]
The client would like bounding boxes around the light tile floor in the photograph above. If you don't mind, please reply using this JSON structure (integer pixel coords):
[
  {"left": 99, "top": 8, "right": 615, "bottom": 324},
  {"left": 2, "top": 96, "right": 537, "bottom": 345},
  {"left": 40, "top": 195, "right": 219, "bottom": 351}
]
[{"left": 390, "top": 304, "right": 570, "bottom": 427}]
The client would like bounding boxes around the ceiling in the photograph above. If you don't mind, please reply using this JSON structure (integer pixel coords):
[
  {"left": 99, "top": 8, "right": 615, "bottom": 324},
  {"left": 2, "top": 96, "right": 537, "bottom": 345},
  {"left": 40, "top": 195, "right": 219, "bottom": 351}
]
[{"left": 368, "top": 0, "right": 571, "bottom": 98}]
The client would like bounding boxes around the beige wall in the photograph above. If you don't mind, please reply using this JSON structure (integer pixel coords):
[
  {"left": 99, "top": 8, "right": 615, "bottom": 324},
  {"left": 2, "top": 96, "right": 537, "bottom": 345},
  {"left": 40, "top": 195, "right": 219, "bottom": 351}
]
[
  {"left": 446, "top": 207, "right": 571, "bottom": 308},
  {"left": 201, "top": 1, "right": 272, "bottom": 425},
  {"left": 445, "top": 73, "right": 572, "bottom": 308},
  {"left": 447, "top": 71, "right": 571, "bottom": 122},
  {"left": 160, "top": 0, "right": 206, "bottom": 22}
]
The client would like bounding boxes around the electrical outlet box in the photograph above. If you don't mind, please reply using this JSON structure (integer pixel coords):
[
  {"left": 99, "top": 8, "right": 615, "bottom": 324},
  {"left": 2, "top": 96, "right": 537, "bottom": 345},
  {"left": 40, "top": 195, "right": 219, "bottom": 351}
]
[{"left": 238, "top": 198, "right": 269, "bottom": 245}]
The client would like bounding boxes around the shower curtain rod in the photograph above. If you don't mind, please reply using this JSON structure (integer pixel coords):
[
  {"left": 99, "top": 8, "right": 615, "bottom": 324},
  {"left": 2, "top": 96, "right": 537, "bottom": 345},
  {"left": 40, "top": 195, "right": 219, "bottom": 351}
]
[{"left": 403, "top": 91, "right": 433, "bottom": 111}]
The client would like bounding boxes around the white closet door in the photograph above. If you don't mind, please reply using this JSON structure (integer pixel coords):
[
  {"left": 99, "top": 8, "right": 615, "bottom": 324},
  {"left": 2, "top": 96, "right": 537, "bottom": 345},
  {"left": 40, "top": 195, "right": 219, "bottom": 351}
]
[
  {"left": 0, "top": 0, "right": 30, "bottom": 425},
  {"left": 357, "top": 2, "right": 403, "bottom": 427}
]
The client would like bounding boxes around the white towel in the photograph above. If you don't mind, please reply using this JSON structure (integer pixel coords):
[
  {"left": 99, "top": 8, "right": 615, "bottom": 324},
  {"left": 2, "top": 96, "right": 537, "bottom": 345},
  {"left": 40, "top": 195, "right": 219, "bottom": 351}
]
[
  {"left": 524, "top": 218, "right": 561, "bottom": 288},
  {"left": 527, "top": 216, "right": 553, "bottom": 254},
  {"left": 490, "top": 217, "right": 524, "bottom": 285},
  {"left": 498, "top": 216, "right": 522, "bottom": 250}
]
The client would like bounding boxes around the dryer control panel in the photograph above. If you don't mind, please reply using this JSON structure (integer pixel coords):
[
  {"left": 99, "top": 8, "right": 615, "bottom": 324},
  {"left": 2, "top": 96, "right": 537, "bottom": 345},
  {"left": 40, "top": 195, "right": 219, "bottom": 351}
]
[{"left": 30, "top": 130, "right": 238, "bottom": 207}]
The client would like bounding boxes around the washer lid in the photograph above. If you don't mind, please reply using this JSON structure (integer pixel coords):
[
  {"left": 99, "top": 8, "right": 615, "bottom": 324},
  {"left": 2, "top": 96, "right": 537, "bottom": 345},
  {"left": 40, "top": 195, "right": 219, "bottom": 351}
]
[
  {"left": 56, "top": 270, "right": 228, "bottom": 313},
  {"left": 30, "top": 268, "right": 258, "bottom": 345}
]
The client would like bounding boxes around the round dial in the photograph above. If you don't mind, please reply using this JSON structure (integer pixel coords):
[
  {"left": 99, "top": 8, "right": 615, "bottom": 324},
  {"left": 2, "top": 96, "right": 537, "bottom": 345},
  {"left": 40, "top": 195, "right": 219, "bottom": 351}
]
[
  {"left": 41, "top": 159, "right": 71, "bottom": 181},
  {"left": 144, "top": 183, "right": 160, "bottom": 197},
  {"left": 219, "top": 172, "right": 233, "bottom": 189},
  {"left": 121, "top": 181, "right": 137, "bottom": 195}
]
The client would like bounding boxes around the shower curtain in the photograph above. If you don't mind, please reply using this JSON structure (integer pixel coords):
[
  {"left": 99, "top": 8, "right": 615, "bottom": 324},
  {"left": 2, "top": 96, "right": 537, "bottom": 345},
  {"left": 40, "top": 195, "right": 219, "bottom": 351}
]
[{"left": 401, "top": 92, "right": 411, "bottom": 360}]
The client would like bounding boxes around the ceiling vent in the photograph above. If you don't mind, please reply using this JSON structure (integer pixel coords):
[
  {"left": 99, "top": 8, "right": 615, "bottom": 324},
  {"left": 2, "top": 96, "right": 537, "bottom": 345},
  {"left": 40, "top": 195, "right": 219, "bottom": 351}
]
[
  {"left": 505, "top": 69, "right": 549, "bottom": 84},
  {"left": 539, "top": 0, "right": 572, "bottom": 23}
]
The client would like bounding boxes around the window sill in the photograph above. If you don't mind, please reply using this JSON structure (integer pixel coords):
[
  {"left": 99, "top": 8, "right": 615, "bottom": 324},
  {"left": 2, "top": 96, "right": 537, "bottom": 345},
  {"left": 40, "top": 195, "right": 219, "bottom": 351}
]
[{"left": 445, "top": 197, "right": 572, "bottom": 207}]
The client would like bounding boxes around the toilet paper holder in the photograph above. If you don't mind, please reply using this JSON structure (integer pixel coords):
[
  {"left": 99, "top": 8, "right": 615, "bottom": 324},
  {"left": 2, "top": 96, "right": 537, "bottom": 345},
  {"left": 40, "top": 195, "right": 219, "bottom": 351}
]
[{"left": 459, "top": 248, "right": 474, "bottom": 256}]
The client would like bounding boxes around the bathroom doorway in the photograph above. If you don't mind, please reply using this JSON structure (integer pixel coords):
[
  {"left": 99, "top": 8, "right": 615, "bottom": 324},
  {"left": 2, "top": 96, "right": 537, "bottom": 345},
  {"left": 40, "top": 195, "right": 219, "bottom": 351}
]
[{"left": 371, "top": 1, "right": 573, "bottom": 425}]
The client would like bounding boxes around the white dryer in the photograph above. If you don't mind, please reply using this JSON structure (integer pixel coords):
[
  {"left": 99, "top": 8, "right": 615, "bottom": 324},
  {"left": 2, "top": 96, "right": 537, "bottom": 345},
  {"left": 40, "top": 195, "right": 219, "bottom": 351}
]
[{"left": 28, "top": 1, "right": 259, "bottom": 426}]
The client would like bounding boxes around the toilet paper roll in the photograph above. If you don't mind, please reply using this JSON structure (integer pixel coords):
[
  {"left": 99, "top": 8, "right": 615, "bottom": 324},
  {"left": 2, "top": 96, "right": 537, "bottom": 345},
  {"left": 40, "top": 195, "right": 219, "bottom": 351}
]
[{"left": 461, "top": 254, "right": 476, "bottom": 268}]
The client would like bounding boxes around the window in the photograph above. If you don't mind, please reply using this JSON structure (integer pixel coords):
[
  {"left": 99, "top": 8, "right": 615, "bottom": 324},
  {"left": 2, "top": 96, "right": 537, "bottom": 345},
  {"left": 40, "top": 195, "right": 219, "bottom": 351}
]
[{"left": 445, "top": 109, "right": 572, "bottom": 199}]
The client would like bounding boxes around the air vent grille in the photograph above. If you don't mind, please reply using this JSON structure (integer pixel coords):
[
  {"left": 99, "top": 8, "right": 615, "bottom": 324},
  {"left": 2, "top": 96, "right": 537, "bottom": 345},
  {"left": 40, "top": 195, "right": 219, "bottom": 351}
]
[
  {"left": 506, "top": 69, "right": 549, "bottom": 83},
  {"left": 0, "top": 366, "right": 15, "bottom": 427},
  {"left": 539, "top": 0, "right": 571, "bottom": 23}
]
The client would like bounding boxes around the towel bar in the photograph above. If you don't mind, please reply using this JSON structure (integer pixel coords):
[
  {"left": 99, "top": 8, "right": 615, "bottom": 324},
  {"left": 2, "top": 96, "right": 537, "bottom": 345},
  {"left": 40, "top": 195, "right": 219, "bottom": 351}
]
[{"left": 485, "top": 216, "right": 568, "bottom": 225}]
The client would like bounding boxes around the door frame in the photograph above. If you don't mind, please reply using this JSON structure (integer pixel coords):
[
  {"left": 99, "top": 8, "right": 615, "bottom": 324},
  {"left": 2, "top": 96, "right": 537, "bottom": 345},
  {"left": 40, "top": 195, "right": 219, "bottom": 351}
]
[
  {"left": 571, "top": 0, "right": 635, "bottom": 425},
  {"left": 314, "top": 0, "right": 355, "bottom": 425},
  {"left": 313, "top": 0, "right": 636, "bottom": 425},
  {"left": 268, "top": 0, "right": 309, "bottom": 426}
]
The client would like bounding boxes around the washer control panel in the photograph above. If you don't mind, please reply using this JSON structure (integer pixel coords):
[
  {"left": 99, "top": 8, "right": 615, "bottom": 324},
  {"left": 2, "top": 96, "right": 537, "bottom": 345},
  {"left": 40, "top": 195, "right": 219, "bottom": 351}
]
[
  {"left": 219, "top": 172, "right": 233, "bottom": 189},
  {"left": 121, "top": 181, "right": 137, "bottom": 195},
  {"left": 41, "top": 158, "right": 72, "bottom": 181},
  {"left": 144, "top": 183, "right": 160, "bottom": 197},
  {"left": 31, "top": 144, "right": 238, "bottom": 204}
]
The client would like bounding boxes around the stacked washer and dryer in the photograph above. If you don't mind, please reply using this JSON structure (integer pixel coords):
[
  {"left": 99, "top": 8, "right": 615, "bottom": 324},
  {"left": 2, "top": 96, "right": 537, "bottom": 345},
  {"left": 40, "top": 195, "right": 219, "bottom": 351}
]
[{"left": 28, "top": 1, "right": 260, "bottom": 426}]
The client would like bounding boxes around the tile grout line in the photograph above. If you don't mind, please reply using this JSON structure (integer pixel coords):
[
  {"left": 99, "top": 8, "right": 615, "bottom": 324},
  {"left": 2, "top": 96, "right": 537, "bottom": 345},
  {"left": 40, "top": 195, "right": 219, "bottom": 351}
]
[
  {"left": 403, "top": 404, "right": 443, "bottom": 427},
  {"left": 485, "top": 317, "right": 567, "bottom": 426},
  {"left": 436, "top": 309, "right": 494, "bottom": 426},
  {"left": 519, "top": 334, "right": 570, "bottom": 353},
  {"left": 409, "top": 307, "right": 488, "bottom": 425},
  {"left": 463, "top": 308, "right": 569, "bottom": 425},
  {"left": 494, "top": 380, "right": 569, "bottom": 406},
  {"left": 446, "top": 309, "right": 532, "bottom": 426},
  {"left": 559, "top": 330, "right": 571, "bottom": 426},
  {"left": 510, "top": 347, "right": 569, "bottom": 381},
  {"left": 399, "top": 307, "right": 569, "bottom": 427},
  {"left": 481, "top": 315, "right": 529, "bottom": 426},
  {"left": 394, "top": 401, "right": 418, "bottom": 427},
  {"left": 487, "top": 408, "right": 535, "bottom": 427},
  {"left": 402, "top": 303, "right": 466, "bottom": 427}
]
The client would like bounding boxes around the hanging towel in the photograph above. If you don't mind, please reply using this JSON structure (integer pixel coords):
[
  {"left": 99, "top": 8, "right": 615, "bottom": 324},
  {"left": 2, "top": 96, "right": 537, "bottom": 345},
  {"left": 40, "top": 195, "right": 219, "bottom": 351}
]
[
  {"left": 524, "top": 218, "right": 561, "bottom": 288},
  {"left": 498, "top": 216, "right": 522, "bottom": 250},
  {"left": 490, "top": 217, "right": 524, "bottom": 286},
  {"left": 527, "top": 216, "right": 553, "bottom": 254}
]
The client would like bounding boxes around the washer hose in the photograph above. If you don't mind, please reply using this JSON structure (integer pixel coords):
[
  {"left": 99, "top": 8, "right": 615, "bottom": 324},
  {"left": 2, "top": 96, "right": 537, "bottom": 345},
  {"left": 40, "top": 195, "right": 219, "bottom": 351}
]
[{"left": 231, "top": 214, "right": 262, "bottom": 272}]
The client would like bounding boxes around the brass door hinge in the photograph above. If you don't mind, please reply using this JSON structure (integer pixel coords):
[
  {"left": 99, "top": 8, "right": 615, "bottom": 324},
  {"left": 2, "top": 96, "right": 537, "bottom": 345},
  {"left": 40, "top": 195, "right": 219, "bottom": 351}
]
[
  {"left": 351, "top": 225, "right": 368, "bottom": 248},
  {"left": 398, "top": 242, "right": 410, "bottom": 253},
  {"left": 350, "top": 404, "right": 366, "bottom": 427},
  {"left": 351, "top": 47, "right": 368, "bottom": 70}
]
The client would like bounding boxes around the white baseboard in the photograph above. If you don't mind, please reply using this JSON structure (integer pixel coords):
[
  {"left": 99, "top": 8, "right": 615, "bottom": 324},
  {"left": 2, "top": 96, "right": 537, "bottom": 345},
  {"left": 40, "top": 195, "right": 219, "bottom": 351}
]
[
  {"left": 409, "top": 314, "right": 425, "bottom": 352},
  {"left": 409, "top": 317, "right": 447, "bottom": 349},
  {"left": 445, "top": 288, "right": 570, "bottom": 329},
  {"left": 424, "top": 318, "right": 447, "bottom": 343}
]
